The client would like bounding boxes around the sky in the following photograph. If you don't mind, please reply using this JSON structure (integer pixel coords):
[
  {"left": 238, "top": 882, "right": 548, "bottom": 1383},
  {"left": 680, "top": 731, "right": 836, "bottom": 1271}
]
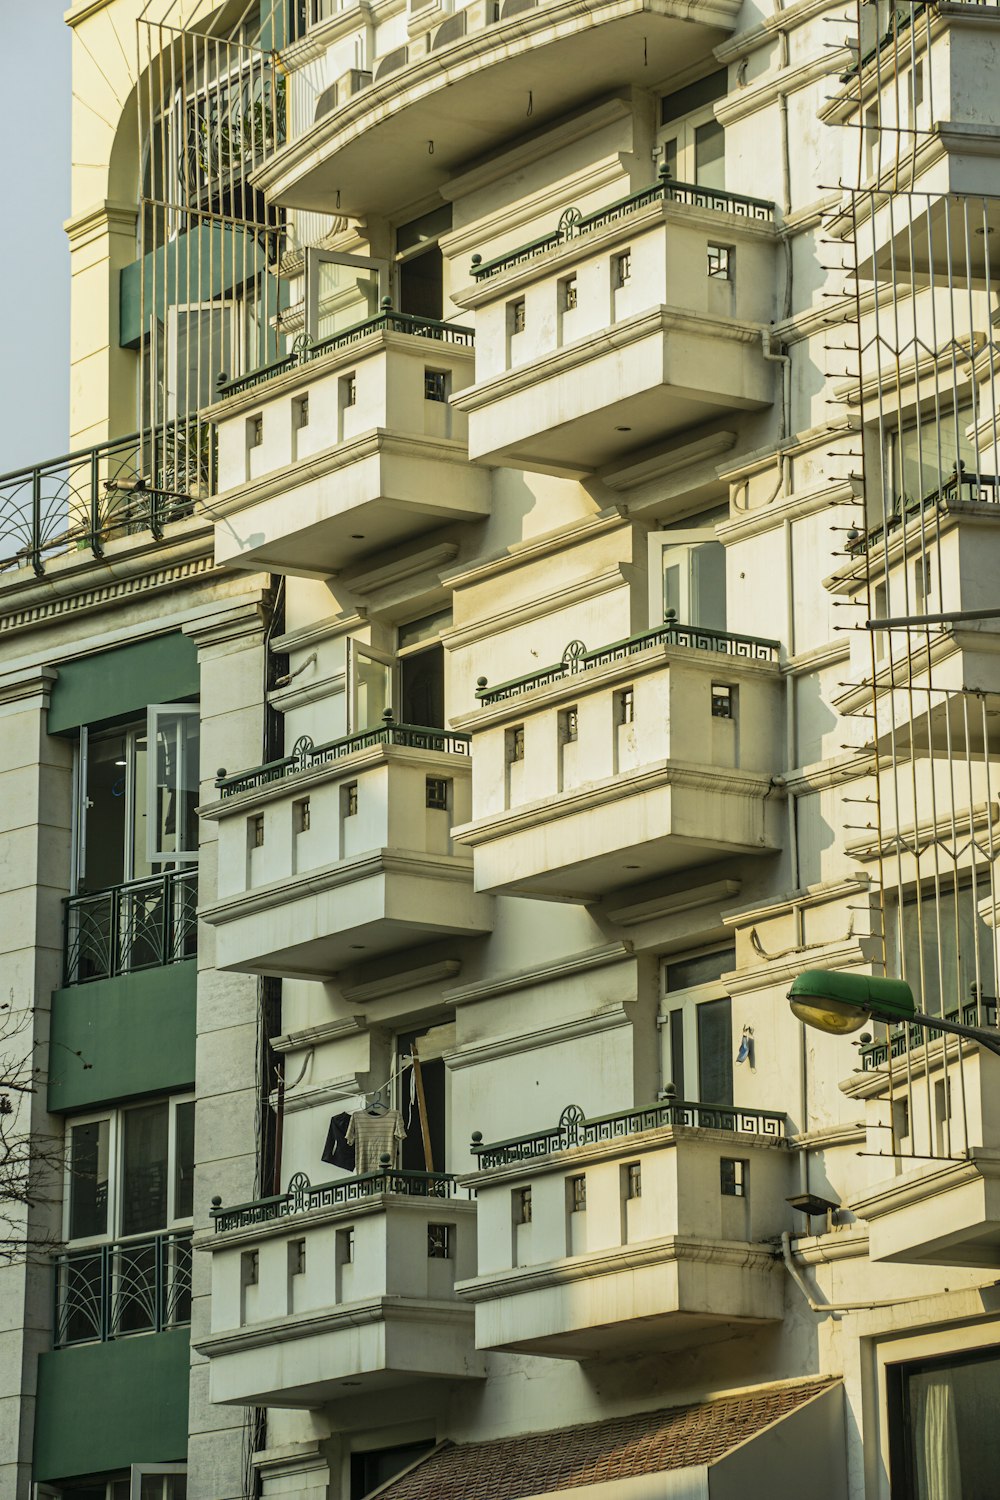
[{"left": 0, "top": 3, "right": 72, "bottom": 473}]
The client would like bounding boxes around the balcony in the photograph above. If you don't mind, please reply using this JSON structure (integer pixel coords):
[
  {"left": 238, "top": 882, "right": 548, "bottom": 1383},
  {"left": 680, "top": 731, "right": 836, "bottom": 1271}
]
[
  {"left": 200, "top": 719, "right": 492, "bottom": 977},
  {"left": 451, "top": 621, "right": 784, "bottom": 901},
  {"left": 258, "top": 0, "right": 744, "bottom": 216},
  {"left": 847, "top": 1030, "right": 1000, "bottom": 1267},
  {"left": 64, "top": 868, "right": 198, "bottom": 986},
  {"left": 209, "top": 309, "right": 489, "bottom": 576},
  {"left": 54, "top": 1230, "right": 193, "bottom": 1348},
  {"left": 450, "top": 177, "right": 778, "bottom": 477},
  {"left": 198, "top": 1167, "right": 482, "bottom": 1406},
  {"left": 456, "top": 1099, "right": 790, "bottom": 1358}
]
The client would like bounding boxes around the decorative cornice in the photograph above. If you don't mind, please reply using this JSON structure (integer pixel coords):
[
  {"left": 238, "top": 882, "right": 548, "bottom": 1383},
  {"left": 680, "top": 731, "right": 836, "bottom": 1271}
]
[
  {"left": 64, "top": 199, "right": 137, "bottom": 247},
  {"left": 268, "top": 669, "right": 346, "bottom": 715},
  {"left": 723, "top": 940, "right": 874, "bottom": 997},
  {"left": 722, "top": 874, "right": 870, "bottom": 929},
  {"left": 851, "top": 1152, "right": 1000, "bottom": 1222},
  {"left": 193, "top": 1296, "right": 474, "bottom": 1357},
  {"left": 445, "top": 1003, "right": 634, "bottom": 1071},
  {"left": 350, "top": 544, "right": 459, "bottom": 597},
  {"left": 443, "top": 566, "right": 632, "bottom": 658},
  {"left": 441, "top": 511, "right": 625, "bottom": 592},
  {"left": 716, "top": 45, "right": 852, "bottom": 127},
  {"left": 271, "top": 610, "right": 368, "bottom": 654},
  {"left": 183, "top": 595, "right": 269, "bottom": 650},
  {"left": 443, "top": 941, "right": 633, "bottom": 1008},
  {"left": 713, "top": 0, "right": 843, "bottom": 63},
  {"left": 272, "top": 1015, "right": 368, "bottom": 1054},
  {"left": 601, "top": 432, "right": 737, "bottom": 497},
  {"left": 0, "top": 665, "right": 58, "bottom": 711},
  {"left": 343, "top": 959, "right": 462, "bottom": 1004},
  {"left": 605, "top": 879, "right": 741, "bottom": 928}
]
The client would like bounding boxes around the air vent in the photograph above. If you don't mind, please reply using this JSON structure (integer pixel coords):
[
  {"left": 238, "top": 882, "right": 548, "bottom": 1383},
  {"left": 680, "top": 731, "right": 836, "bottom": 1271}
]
[
  {"left": 374, "top": 45, "right": 409, "bottom": 80},
  {"left": 432, "top": 11, "right": 466, "bottom": 47}
]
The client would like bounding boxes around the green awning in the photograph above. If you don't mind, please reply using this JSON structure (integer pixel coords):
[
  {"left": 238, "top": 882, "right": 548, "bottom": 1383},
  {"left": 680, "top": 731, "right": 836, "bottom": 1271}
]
[{"left": 48, "top": 632, "right": 198, "bottom": 734}]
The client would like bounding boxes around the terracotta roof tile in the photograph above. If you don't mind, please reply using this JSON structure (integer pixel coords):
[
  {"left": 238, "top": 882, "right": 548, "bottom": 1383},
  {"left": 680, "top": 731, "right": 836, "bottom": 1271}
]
[{"left": 373, "top": 1381, "right": 837, "bottom": 1500}]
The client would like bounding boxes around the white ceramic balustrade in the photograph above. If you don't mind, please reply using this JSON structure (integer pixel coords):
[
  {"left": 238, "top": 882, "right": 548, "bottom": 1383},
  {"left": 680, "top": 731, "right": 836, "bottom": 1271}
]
[
  {"left": 262, "top": 0, "right": 744, "bottom": 215},
  {"left": 848, "top": 1042, "right": 1000, "bottom": 1267},
  {"left": 200, "top": 742, "right": 492, "bottom": 976},
  {"left": 199, "top": 1188, "right": 482, "bottom": 1405},
  {"left": 450, "top": 201, "right": 778, "bottom": 476},
  {"left": 456, "top": 1123, "right": 791, "bottom": 1357},
  {"left": 452, "top": 639, "right": 784, "bottom": 900},
  {"left": 209, "top": 327, "right": 488, "bottom": 576}
]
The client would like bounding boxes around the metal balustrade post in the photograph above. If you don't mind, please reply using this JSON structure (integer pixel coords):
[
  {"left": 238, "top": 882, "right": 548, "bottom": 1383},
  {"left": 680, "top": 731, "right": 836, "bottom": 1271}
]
[
  {"left": 162, "top": 871, "right": 172, "bottom": 966},
  {"left": 30, "top": 467, "right": 43, "bottom": 576},
  {"left": 89, "top": 447, "right": 104, "bottom": 558},
  {"left": 110, "top": 883, "right": 122, "bottom": 979}
]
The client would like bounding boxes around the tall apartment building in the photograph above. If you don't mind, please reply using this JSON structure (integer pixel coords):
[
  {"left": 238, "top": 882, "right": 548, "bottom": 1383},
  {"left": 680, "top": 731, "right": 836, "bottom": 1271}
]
[{"left": 2, "top": 0, "right": 999, "bottom": 1497}]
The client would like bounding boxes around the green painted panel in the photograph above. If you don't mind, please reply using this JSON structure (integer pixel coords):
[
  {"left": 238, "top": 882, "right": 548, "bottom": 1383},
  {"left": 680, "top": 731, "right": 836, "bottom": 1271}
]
[
  {"left": 48, "top": 633, "right": 198, "bottom": 734},
  {"left": 48, "top": 960, "right": 197, "bottom": 1113},
  {"left": 34, "top": 1328, "right": 190, "bottom": 1482},
  {"left": 119, "top": 222, "right": 270, "bottom": 349}
]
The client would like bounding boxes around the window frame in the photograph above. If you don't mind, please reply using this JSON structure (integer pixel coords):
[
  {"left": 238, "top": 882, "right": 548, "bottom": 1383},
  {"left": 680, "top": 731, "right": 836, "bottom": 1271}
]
[
  {"left": 660, "top": 945, "right": 736, "bottom": 1106},
  {"left": 63, "top": 1095, "right": 196, "bottom": 1248},
  {"left": 657, "top": 100, "right": 725, "bottom": 188},
  {"left": 648, "top": 527, "right": 727, "bottom": 632},
  {"left": 147, "top": 703, "right": 201, "bottom": 864},
  {"left": 305, "top": 248, "right": 390, "bottom": 343}
]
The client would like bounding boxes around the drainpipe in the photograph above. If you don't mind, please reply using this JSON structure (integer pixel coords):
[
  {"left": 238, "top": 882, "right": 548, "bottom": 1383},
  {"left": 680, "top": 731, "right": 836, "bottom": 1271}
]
[{"left": 780, "top": 1233, "right": 948, "bottom": 1317}]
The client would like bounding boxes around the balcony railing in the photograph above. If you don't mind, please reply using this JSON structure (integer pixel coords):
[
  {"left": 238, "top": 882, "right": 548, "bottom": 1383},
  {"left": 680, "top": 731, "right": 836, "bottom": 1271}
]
[
  {"left": 211, "top": 1165, "right": 468, "bottom": 1233},
  {"left": 474, "top": 618, "right": 781, "bottom": 706},
  {"left": 860, "top": 993, "right": 999, "bottom": 1071},
  {"left": 53, "top": 1229, "right": 193, "bottom": 1348},
  {"left": 847, "top": 464, "right": 1000, "bottom": 558},
  {"left": 470, "top": 171, "right": 776, "bottom": 283},
  {"left": 470, "top": 1098, "right": 788, "bottom": 1170},
  {"left": 0, "top": 424, "right": 214, "bottom": 577},
  {"left": 216, "top": 714, "right": 471, "bottom": 798},
  {"left": 216, "top": 306, "right": 476, "bottom": 400},
  {"left": 63, "top": 868, "right": 198, "bottom": 987}
]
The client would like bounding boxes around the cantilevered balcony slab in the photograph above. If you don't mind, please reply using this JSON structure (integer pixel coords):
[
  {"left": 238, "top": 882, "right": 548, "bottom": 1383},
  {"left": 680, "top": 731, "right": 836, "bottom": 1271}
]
[
  {"left": 457, "top": 1100, "right": 791, "bottom": 1358},
  {"left": 450, "top": 186, "right": 777, "bottom": 476},
  {"left": 257, "top": 0, "right": 743, "bottom": 217},
  {"left": 199, "top": 1169, "right": 483, "bottom": 1406},
  {"left": 451, "top": 624, "right": 784, "bottom": 901},
  {"left": 208, "top": 316, "right": 488, "bottom": 577},
  {"left": 200, "top": 725, "right": 492, "bottom": 977}
]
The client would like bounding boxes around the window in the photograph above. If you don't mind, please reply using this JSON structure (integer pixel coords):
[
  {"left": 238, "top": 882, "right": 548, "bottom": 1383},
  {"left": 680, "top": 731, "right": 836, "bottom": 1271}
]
[
  {"left": 424, "top": 369, "right": 448, "bottom": 403},
  {"left": 659, "top": 70, "right": 727, "bottom": 188},
  {"left": 341, "top": 372, "right": 357, "bottom": 408},
  {"left": 884, "top": 886, "right": 993, "bottom": 1017},
  {"left": 614, "top": 251, "right": 632, "bottom": 288},
  {"left": 247, "top": 415, "right": 263, "bottom": 448},
  {"left": 616, "top": 687, "right": 635, "bottom": 725},
  {"left": 514, "top": 1186, "right": 532, "bottom": 1225},
  {"left": 396, "top": 205, "right": 451, "bottom": 320},
  {"left": 251, "top": 814, "right": 265, "bottom": 848},
  {"left": 711, "top": 684, "right": 735, "bottom": 720},
  {"left": 294, "top": 797, "right": 311, "bottom": 833},
  {"left": 337, "top": 1226, "right": 354, "bottom": 1265},
  {"left": 147, "top": 705, "right": 201, "bottom": 863},
  {"left": 350, "top": 1444, "right": 436, "bottom": 1500},
  {"left": 720, "top": 1157, "right": 748, "bottom": 1197},
  {"left": 427, "top": 1223, "right": 452, "bottom": 1259},
  {"left": 559, "top": 707, "right": 579, "bottom": 743},
  {"left": 509, "top": 299, "right": 526, "bottom": 335},
  {"left": 343, "top": 782, "right": 359, "bottom": 817},
  {"left": 561, "top": 275, "right": 578, "bottom": 311},
  {"left": 649, "top": 511, "right": 728, "bottom": 633},
  {"left": 54, "top": 1469, "right": 187, "bottom": 1500},
  {"left": 626, "top": 1162, "right": 642, "bottom": 1200},
  {"left": 568, "top": 1175, "right": 587, "bottom": 1212},
  {"left": 289, "top": 1238, "right": 306, "bottom": 1276},
  {"left": 508, "top": 725, "right": 525, "bottom": 763},
  {"left": 305, "top": 248, "right": 387, "bottom": 342},
  {"left": 241, "top": 1249, "right": 259, "bottom": 1287},
  {"left": 887, "top": 1346, "right": 1000, "bottom": 1499},
  {"left": 346, "top": 638, "right": 393, "bottom": 731},
  {"left": 707, "top": 245, "right": 732, "bottom": 279},
  {"left": 697, "top": 998, "right": 734, "bottom": 1107},
  {"left": 293, "top": 395, "right": 309, "bottom": 428},
  {"left": 426, "top": 776, "right": 450, "bottom": 811},
  {"left": 662, "top": 948, "right": 736, "bottom": 1107},
  {"left": 884, "top": 402, "right": 976, "bottom": 513},
  {"left": 65, "top": 1097, "right": 195, "bottom": 1244},
  {"left": 665, "top": 948, "right": 735, "bottom": 991}
]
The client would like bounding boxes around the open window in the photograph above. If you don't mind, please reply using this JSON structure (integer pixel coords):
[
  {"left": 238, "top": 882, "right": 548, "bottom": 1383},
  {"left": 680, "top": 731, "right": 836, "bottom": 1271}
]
[
  {"left": 658, "top": 69, "right": 727, "bottom": 189},
  {"left": 147, "top": 704, "right": 201, "bottom": 863},
  {"left": 395, "top": 205, "right": 452, "bottom": 320},
  {"left": 661, "top": 947, "right": 736, "bottom": 1106},
  {"left": 305, "top": 249, "right": 390, "bottom": 342},
  {"left": 346, "top": 639, "right": 395, "bottom": 732},
  {"left": 648, "top": 521, "right": 727, "bottom": 632}
]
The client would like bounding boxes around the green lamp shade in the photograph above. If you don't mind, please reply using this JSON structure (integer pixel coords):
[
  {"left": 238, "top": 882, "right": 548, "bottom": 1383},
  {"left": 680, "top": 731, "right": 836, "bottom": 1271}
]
[{"left": 787, "top": 969, "right": 916, "bottom": 1035}]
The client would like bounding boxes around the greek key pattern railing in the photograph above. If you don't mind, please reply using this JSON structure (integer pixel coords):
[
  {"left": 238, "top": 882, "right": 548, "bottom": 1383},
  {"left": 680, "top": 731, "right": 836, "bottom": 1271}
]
[
  {"left": 470, "top": 172, "right": 776, "bottom": 282},
  {"left": 217, "top": 308, "right": 475, "bottom": 399},
  {"left": 861, "top": 997, "right": 999, "bottom": 1071},
  {"left": 216, "top": 714, "right": 471, "bottom": 798},
  {"left": 0, "top": 424, "right": 215, "bottom": 577},
  {"left": 53, "top": 1230, "right": 193, "bottom": 1347},
  {"left": 847, "top": 465, "right": 1000, "bottom": 557},
  {"left": 470, "top": 1100, "right": 787, "bottom": 1170},
  {"left": 63, "top": 868, "right": 198, "bottom": 987},
  {"left": 475, "top": 620, "right": 781, "bottom": 706},
  {"left": 211, "top": 1167, "right": 467, "bottom": 1233}
]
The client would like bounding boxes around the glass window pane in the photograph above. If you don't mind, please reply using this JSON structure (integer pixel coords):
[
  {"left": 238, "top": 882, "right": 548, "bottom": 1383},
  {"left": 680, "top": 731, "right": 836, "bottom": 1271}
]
[
  {"left": 900, "top": 1350, "right": 1000, "bottom": 1498},
  {"left": 148, "top": 708, "right": 200, "bottom": 862},
  {"left": 885, "top": 888, "right": 994, "bottom": 1016},
  {"left": 663, "top": 561, "right": 682, "bottom": 622},
  {"left": 69, "top": 1119, "right": 110, "bottom": 1239},
  {"left": 694, "top": 120, "right": 725, "bottom": 190},
  {"left": 83, "top": 732, "right": 129, "bottom": 892},
  {"left": 173, "top": 1101, "right": 195, "bottom": 1221},
  {"left": 121, "top": 1102, "right": 169, "bottom": 1236},
  {"left": 316, "top": 261, "right": 379, "bottom": 340},
  {"left": 661, "top": 137, "right": 678, "bottom": 180},
  {"left": 697, "top": 998, "right": 733, "bottom": 1106},
  {"left": 690, "top": 542, "right": 727, "bottom": 632},
  {"left": 665, "top": 948, "right": 736, "bottom": 991},
  {"left": 356, "top": 656, "right": 391, "bottom": 730}
]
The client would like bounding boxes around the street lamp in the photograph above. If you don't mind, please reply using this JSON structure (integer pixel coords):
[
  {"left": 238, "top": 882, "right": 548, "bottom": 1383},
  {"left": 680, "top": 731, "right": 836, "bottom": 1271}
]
[{"left": 787, "top": 969, "right": 1000, "bottom": 1058}]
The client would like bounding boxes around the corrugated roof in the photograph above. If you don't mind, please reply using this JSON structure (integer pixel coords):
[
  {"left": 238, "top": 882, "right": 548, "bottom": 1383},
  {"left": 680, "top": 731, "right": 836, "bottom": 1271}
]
[{"left": 370, "top": 1380, "right": 837, "bottom": 1500}]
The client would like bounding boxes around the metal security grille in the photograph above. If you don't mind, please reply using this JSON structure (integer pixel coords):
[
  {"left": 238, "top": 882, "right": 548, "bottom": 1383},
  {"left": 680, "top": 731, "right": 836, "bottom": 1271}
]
[{"left": 828, "top": 0, "right": 1000, "bottom": 1161}]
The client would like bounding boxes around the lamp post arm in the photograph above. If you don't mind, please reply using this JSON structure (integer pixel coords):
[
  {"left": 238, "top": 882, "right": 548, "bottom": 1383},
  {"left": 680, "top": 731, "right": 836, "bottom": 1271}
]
[{"left": 908, "top": 1009, "right": 1000, "bottom": 1058}]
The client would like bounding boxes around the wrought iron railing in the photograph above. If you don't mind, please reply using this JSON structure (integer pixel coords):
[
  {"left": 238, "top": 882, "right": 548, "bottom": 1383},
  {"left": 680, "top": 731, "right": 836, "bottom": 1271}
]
[
  {"left": 63, "top": 868, "right": 198, "bottom": 987},
  {"left": 216, "top": 713, "right": 471, "bottom": 798},
  {"left": 847, "top": 464, "right": 1000, "bottom": 558},
  {"left": 474, "top": 619, "right": 781, "bottom": 706},
  {"left": 53, "top": 1229, "right": 193, "bottom": 1347},
  {"left": 0, "top": 424, "right": 215, "bottom": 577},
  {"left": 860, "top": 995, "right": 999, "bottom": 1071},
  {"left": 470, "top": 1099, "right": 788, "bottom": 1170},
  {"left": 211, "top": 1166, "right": 467, "bottom": 1233},
  {"left": 216, "top": 306, "right": 475, "bottom": 400},
  {"left": 470, "top": 171, "right": 776, "bottom": 282}
]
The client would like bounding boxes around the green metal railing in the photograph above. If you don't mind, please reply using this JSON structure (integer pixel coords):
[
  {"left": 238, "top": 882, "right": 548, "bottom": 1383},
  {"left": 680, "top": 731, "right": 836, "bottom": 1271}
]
[
  {"left": 470, "top": 1098, "right": 787, "bottom": 1170},
  {"left": 474, "top": 619, "right": 781, "bottom": 706},
  {"left": 211, "top": 1166, "right": 467, "bottom": 1233},
  {"left": 847, "top": 463, "right": 1000, "bottom": 559},
  {"left": 216, "top": 305, "right": 475, "bottom": 400},
  {"left": 54, "top": 1229, "right": 193, "bottom": 1347},
  {"left": 216, "top": 712, "right": 471, "bottom": 798},
  {"left": 860, "top": 994, "right": 998, "bottom": 1071},
  {"left": 63, "top": 868, "right": 198, "bottom": 987},
  {"left": 470, "top": 170, "right": 776, "bottom": 282}
]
